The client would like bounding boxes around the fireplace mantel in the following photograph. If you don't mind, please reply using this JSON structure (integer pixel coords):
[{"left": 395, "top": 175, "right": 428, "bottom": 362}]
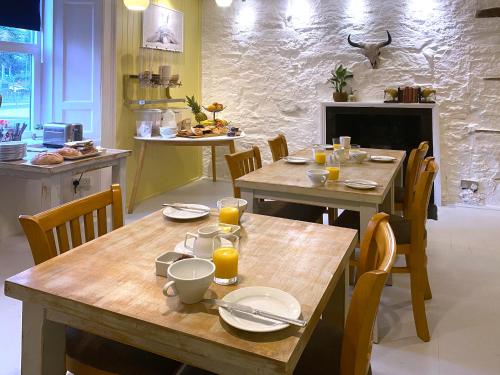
[{"left": 320, "top": 101, "right": 441, "bottom": 210}]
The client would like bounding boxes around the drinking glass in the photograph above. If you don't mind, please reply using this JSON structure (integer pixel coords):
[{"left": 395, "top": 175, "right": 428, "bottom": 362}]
[
  {"left": 312, "top": 144, "right": 327, "bottom": 165},
  {"left": 218, "top": 197, "right": 240, "bottom": 225},
  {"left": 332, "top": 137, "right": 341, "bottom": 150},
  {"left": 212, "top": 234, "right": 240, "bottom": 285},
  {"left": 326, "top": 154, "right": 341, "bottom": 181}
]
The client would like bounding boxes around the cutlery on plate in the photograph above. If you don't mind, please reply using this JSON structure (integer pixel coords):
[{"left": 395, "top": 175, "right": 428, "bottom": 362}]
[
  {"left": 332, "top": 180, "right": 382, "bottom": 187},
  {"left": 162, "top": 203, "right": 210, "bottom": 213},
  {"left": 202, "top": 298, "right": 307, "bottom": 327}
]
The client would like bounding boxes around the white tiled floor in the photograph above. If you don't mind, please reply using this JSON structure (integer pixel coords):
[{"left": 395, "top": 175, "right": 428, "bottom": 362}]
[{"left": 1, "top": 178, "right": 500, "bottom": 375}]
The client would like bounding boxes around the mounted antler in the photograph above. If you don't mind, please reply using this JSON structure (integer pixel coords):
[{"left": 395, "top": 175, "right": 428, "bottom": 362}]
[{"left": 347, "top": 31, "right": 392, "bottom": 69}]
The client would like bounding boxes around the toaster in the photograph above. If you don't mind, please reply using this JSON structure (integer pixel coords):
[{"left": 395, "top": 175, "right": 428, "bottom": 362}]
[{"left": 43, "top": 123, "right": 83, "bottom": 147}]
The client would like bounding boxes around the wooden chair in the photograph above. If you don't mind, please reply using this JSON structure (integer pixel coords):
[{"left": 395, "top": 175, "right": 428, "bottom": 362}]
[
  {"left": 225, "top": 146, "right": 324, "bottom": 223},
  {"left": 394, "top": 141, "right": 429, "bottom": 215},
  {"left": 294, "top": 212, "right": 397, "bottom": 375},
  {"left": 335, "top": 157, "right": 438, "bottom": 342},
  {"left": 19, "top": 184, "right": 182, "bottom": 375},
  {"left": 268, "top": 133, "right": 289, "bottom": 162}
]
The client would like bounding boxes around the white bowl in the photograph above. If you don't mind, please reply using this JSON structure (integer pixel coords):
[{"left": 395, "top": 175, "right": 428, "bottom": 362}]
[
  {"left": 350, "top": 150, "right": 368, "bottom": 163},
  {"left": 306, "top": 169, "right": 329, "bottom": 187}
]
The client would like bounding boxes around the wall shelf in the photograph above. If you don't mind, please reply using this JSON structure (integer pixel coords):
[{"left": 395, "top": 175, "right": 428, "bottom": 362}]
[{"left": 123, "top": 74, "right": 185, "bottom": 108}]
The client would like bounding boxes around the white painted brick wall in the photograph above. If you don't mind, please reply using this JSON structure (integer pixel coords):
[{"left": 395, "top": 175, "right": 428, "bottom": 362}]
[{"left": 202, "top": 0, "right": 500, "bottom": 206}]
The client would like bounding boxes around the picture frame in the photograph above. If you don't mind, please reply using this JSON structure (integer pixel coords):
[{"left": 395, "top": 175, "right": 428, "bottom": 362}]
[{"left": 142, "top": 4, "right": 183, "bottom": 53}]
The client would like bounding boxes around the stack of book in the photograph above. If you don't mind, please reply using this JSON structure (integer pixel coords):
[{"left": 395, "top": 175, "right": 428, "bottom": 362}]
[{"left": 398, "top": 87, "right": 421, "bottom": 103}]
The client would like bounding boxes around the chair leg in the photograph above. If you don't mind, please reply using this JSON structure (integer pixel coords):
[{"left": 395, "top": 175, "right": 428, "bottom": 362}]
[
  {"left": 423, "top": 266, "right": 432, "bottom": 300},
  {"left": 409, "top": 261, "right": 431, "bottom": 342},
  {"left": 328, "top": 207, "right": 338, "bottom": 225}
]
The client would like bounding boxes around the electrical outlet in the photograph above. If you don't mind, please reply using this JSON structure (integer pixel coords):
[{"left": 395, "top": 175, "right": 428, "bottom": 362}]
[{"left": 461, "top": 179, "right": 478, "bottom": 192}]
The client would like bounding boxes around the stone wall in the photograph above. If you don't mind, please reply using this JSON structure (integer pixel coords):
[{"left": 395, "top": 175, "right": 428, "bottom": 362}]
[{"left": 202, "top": 0, "right": 500, "bottom": 206}]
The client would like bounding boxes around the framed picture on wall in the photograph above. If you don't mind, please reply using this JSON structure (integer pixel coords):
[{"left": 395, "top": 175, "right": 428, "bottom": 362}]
[{"left": 142, "top": 4, "right": 183, "bottom": 52}]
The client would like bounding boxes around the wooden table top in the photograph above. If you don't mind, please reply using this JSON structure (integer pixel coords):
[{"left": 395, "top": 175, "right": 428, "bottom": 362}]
[
  {"left": 236, "top": 148, "right": 406, "bottom": 204},
  {"left": 5, "top": 210, "right": 357, "bottom": 374},
  {"left": 0, "top": 148, "right": 131, "bottom": 175}
]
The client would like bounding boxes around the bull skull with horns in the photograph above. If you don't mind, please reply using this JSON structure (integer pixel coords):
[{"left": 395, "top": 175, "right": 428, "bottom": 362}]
[{"left": 348, "top": 30, "right": 392, "bottom": 69}]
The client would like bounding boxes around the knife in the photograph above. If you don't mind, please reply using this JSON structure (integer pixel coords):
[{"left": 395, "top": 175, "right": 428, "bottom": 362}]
[
  {"left": 162, "top": 203, "right": 210, "bottom": 213},
  {"left": 203, "top": 299, "right": 307, "bottom": 327}
]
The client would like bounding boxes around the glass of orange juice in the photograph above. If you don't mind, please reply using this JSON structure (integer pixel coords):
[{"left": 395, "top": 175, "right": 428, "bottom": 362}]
[
  {"left": 326, "top": 155, "right": 340, "bottom": 181},
  {"left": 218, "top": 197, "right": 240, "bottom": 225},
  {"left": 313, "top": 144, "right": 327, "bottom": 165},
  {"left": 212, "top": 234, "right": 240, "bottom": 285},
  {"left": 332, "top": 137, "right": 342, "bottom": 150}
]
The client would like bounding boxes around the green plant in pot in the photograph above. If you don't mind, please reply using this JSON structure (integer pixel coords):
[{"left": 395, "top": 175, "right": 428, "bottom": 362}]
[{"left": 328, "top": 65, "right": 353, "bottom": 102}]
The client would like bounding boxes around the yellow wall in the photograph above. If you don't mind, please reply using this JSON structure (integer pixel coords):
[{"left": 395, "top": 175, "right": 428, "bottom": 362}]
[{"left": 115, "top": 0, "right": 202, "bottom": 206}]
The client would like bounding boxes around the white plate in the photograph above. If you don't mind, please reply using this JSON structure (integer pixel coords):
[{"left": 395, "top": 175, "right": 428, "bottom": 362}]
[
  {"left": 324, "top": 144, "right": 333, "bottom": 150},
  {"left": 283, "top": 156, "right": 309, "bottom": 164},
  {"left": 370, "top": 155, "right": 396, "bottom": 163},
  {"left": 344, "top": 179, "right": 379, "bottom": 190},
  {"left": 162, "top": 204, "right": 210, "bottom": 221},
  {"left": 219, "top": 287, "right": 301, "bottom": 332}
]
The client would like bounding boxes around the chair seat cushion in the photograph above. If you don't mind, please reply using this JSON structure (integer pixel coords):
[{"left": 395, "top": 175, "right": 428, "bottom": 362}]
[
  {"left": 334, "top": 210, "right": 412, "bottom": 244},
  {"left": 394, "top": 186, "right": 404, "bottom": 204},
  {"left": 258, "top": 200, "right": 324, "bottom": 223},
  {"left": 66, "top": 328, "right": 182, "bottom": 375}
]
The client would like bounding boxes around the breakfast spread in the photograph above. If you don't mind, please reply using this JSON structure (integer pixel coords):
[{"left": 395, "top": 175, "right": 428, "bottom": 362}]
[{"left": 180, "top": 99, "right": 241, "bottom": 138}]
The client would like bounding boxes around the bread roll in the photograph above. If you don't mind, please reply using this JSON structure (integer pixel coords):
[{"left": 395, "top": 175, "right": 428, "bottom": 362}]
[
  {"left": 56, "top": 147, "right": 82, "bottom": 157},
  {"left": 31, "top": 152, "right": 64, "bottom": 165}
]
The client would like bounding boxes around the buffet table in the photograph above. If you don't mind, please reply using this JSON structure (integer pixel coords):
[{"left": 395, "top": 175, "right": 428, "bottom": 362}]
[
  {"left": 129, "top": 134, "right": 245, "bottom": 214},
  {"left": 0, "top": 149, "right": 131, "bottom": 212}
]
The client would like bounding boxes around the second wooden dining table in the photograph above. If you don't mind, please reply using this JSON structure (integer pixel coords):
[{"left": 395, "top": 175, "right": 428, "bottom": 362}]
[
  {"left": 236, "top": 148, "right": 406, "bottom": 240},
  {"left": 5, "top": 210, "right": 357, "bottom": 375}
]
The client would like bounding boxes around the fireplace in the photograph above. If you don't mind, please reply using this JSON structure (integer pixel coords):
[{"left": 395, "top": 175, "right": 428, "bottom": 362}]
[{"left": 321, "top": 102, "right": 441, "bottom": 219}]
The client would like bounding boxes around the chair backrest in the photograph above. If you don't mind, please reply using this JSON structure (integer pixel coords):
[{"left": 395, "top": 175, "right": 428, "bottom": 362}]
[
  {"left": 225, "top": 146, "right": 262, "bottom": 198},
  {"left": 340, "top": 270, "right": 388, "bottom": 375},
  {"left": 357, "top": 212, "right": 397, "bottom": 277},
  {"left": 403, "top": 141, "right": 429, "bottom": 216},
  {"left": 340, "top": 212, "right": 397, "bottom": 375},
  {"left": 19, "top": 184, "right": 123, "bottom": 265},
  {"left": 407, "top": 157, "right": 439, "bottom": 247},
  {"left": 268, "top": 134, "right": 289, "bottom": 162}
]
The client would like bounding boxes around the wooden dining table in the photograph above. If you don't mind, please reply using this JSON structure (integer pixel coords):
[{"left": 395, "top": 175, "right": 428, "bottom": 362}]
[
  {"left": 236, "top": 148, "right": 406, "bottom": 240},
  {"left": 5, "top": 210, "right": 357, "bottom": 375}
]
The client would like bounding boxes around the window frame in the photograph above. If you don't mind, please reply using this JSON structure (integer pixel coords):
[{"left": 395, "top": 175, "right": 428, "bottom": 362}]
[{"left": 0, "top": 29, "right": 42, "bottom": 138}]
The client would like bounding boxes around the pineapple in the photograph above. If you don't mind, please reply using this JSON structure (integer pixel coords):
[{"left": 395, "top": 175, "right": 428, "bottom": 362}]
[{"left": 185, "top": 95, "right": 208, "bottom": 124}]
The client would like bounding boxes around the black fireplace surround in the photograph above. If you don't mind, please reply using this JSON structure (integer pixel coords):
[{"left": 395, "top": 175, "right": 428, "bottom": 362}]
[{"left": 325, "top": 105, "right": 438, "bottom": 219}]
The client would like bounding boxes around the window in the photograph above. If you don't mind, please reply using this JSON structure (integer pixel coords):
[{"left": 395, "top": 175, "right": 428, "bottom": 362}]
[{"left": 0, "top": 26, "right": 40, "bottom": 139}]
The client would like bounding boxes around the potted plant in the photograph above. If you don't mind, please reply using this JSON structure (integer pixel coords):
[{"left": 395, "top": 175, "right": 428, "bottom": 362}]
[{"left": 328, "top": 65, "right": 353, "bottom": 102}]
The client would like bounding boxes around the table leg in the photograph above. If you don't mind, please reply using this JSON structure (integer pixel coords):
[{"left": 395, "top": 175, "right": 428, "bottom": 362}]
[
  {"left": 211, "top": 145, "right": 216, "bottom": 182},
  {"left": 241, "top": 189, "right": 258, "bottom": 214},
  {"left": 359, "top": 205, "right": 378, "bottom": 242},
  {"left": 21, "top": 302, "right": 66, "bottom": 375},
  {"left": 128, "top": 142, "right": 147, "bottom": 214},
  {"left": 228, "top": 140, "right": 236, "bottom": 154},
  {"left": 113, "top": 158, "right": 127, "bottom": 212},
  {"left": 321, "top": 268, "right": 348, "bottom": 368}
]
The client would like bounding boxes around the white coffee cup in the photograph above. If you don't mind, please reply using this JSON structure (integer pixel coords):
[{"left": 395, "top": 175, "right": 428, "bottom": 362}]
[
  {"left": 307, "top": 169, "right": 329, "bottom": 187},
  {"left": 162, "top": 258, "right": 215, "bottom": 304},
  {"left": 339, "top": 136, "right": 351, "bottom": 148},
  {"left": 350, "top": 150, "right": 368, "bottom": 164}
]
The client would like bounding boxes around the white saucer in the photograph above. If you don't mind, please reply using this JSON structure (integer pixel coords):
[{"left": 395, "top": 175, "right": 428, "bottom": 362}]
[
  {"left": 283, "top": 156, "right": 309, "bottom": 164},
  {"left": 370, "top": 155, "right": 396, "bottom": 163},
  {"left": 324, "top": 144, "right": 333, "bottom": 150},
  {"left": 162, "top": 204, "right": 210, "bottom": 220},
  {"left": 344, "top": 179, "right": 379, "bottom": 190},
  {"left": 219, "top": 287, "right": 301, "bottom": 332}
]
